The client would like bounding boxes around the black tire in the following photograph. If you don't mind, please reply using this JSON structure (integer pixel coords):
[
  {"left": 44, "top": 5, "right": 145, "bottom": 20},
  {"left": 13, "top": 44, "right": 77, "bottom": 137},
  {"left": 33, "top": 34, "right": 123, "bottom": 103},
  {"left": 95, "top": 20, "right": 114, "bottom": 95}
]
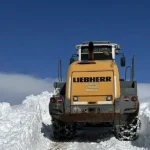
[
  {"left": 114, "top": 117, "right": 141, "bottom": 141},
  {"left": 52, "top": 118, "right": 76, "bottom": 140}
]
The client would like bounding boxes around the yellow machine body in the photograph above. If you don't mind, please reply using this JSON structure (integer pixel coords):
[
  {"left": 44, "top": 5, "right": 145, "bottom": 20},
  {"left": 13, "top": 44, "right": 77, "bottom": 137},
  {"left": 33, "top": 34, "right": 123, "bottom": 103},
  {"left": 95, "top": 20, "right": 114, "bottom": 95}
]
[{"left": 66, "top": 60, "right": 120, "bottom": 105}]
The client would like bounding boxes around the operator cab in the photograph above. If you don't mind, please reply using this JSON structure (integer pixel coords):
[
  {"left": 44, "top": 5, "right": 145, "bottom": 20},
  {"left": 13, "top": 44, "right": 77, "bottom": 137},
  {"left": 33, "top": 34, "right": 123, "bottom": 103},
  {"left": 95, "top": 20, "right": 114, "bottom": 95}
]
[
  {"left": 70, "top": 41, "right": 125, "bottom": 68},
  {"left": 76, "top": 41, "right": 121, "bottom": 61},
  {"left": 81, "top": 45, "right": 112, "bottom": 60}
]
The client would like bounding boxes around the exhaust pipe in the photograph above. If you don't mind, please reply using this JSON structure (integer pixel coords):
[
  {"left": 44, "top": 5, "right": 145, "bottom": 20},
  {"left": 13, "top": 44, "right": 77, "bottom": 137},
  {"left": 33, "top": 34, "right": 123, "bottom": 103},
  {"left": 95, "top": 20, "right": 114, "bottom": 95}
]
[{"left": 88, "top": 42, "right": 94, "bottom": 60}]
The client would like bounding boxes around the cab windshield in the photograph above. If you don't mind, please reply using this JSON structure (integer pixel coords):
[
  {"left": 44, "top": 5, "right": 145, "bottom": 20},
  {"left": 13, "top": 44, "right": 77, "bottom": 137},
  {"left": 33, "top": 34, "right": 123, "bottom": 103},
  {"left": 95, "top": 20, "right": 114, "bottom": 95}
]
[{"left": 81, "top": 46, "right": 112, "bottom": 60}]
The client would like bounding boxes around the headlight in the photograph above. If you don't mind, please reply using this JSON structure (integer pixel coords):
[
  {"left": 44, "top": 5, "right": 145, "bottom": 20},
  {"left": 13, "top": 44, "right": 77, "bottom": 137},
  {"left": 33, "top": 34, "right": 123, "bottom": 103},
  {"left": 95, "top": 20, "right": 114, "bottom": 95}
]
[
  {"left": 73, "top": 96, "right": 78, "bottom": 101},
  {"left": 106, "top": 96, "right": 112, "bottom": 101}
]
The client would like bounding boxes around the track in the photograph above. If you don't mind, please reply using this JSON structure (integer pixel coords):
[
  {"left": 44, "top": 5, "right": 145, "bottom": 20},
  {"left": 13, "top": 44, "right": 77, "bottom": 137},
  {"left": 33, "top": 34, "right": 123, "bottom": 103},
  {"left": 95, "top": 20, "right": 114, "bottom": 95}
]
[{"left": 42, "top": 114, "right": 149, "bottom": 150}]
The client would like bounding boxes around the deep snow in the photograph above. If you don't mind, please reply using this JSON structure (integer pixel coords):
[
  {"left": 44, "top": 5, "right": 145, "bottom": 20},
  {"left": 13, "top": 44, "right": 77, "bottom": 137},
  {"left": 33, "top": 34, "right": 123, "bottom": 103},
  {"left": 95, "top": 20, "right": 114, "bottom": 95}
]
[
  {"left": 0, "top": 92, "right": 53, "bottom": 150},
  {"left": 0, "top": 90, "right": 150, "bottom": 150}
]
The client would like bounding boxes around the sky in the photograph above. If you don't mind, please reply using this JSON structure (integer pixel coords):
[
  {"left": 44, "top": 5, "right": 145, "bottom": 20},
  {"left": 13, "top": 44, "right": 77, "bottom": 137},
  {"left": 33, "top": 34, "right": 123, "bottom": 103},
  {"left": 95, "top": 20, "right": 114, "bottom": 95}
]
[{"left": 0, "top": 0, "right": 150, "bottom": 104}]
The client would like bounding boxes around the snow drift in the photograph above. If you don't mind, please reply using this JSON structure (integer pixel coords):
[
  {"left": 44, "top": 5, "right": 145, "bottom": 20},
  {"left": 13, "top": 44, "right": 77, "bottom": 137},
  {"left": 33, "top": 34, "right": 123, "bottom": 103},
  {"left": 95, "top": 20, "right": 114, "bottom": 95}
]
[
  {"left": 0, "top": 92, "right": 53, "bottom": 150},
  {"left": 0, "top": 83, "right": 150, "bottom": 150}
]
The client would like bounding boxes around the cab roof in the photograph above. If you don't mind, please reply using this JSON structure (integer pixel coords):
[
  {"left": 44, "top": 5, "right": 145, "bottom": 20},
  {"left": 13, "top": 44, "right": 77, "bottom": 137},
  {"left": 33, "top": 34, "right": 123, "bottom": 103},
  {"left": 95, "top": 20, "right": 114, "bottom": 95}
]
[{"left": 75, "top": 41, "right": 120, "bottom": 50}]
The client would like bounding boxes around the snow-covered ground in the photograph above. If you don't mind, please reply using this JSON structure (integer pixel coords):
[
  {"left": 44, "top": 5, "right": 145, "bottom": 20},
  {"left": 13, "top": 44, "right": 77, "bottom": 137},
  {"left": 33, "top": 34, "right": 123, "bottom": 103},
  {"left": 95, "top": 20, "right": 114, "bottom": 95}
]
[{"left": 0, "top": 89, "right": 150, "bottom": 150}]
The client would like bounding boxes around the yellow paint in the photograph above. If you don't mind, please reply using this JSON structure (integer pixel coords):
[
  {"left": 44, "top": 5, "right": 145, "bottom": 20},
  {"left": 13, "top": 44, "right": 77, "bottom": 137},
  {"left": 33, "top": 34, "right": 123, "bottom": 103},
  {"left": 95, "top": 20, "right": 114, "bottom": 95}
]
[{"left": 65, "top": 60, "right": 120, "bottom": 105}]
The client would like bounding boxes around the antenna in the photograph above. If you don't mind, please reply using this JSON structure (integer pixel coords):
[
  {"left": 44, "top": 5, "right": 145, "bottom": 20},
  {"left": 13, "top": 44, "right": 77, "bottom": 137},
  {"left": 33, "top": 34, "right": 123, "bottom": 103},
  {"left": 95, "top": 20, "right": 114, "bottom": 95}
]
[
  {"left": 60, "top": 58, "right": 62, "bottom": 82},
  {"left": 132, "top": 55, "right": 135, "bottom": 81},
  {"left": 58, "top": 58, "right": 60, "bottom": 82},
  {"left": 58, "top": 57, "right": 62, "bottom": 82}
]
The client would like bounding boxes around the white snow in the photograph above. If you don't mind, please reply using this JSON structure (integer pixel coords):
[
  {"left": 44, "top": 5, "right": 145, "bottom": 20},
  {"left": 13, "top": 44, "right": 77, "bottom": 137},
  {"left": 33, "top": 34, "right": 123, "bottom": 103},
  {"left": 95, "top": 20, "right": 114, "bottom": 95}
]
[
  {"left": 0, "top": 92, "right": 53, "bottom": 150},
  {"left": 0, "top": 86, "right": 150, "bottom": 150}
]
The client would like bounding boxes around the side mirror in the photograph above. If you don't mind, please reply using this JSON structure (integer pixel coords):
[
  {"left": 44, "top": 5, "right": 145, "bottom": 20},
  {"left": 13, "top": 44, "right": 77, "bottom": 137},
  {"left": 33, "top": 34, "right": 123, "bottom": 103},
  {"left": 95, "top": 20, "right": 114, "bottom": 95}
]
[
  {"left": 70, "top": 58, "right": 75, "bottom": 64},
  {"left": 121, "top": 56, "right": 126, "bottom": 67}
]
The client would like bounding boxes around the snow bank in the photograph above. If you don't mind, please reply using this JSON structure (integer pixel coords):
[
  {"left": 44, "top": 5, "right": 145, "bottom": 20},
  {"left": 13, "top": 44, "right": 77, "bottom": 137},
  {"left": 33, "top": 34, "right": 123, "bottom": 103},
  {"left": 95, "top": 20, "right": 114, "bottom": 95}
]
[
  {"left": 1, "top": 84, "right": 150, "bottom": 150},
  {"left": 134, "top": 98, "right": 150, "bottom": 149},
  {"left": 0, "top": 91, "right": 53, "bottom": 150}
]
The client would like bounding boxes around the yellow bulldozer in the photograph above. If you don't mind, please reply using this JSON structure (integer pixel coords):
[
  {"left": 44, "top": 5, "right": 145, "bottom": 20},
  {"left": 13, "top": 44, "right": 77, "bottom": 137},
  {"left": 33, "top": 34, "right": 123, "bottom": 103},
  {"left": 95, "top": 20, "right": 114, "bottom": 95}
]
[{"left": 49, "top": 41, "right": 141, "bottom": 141}]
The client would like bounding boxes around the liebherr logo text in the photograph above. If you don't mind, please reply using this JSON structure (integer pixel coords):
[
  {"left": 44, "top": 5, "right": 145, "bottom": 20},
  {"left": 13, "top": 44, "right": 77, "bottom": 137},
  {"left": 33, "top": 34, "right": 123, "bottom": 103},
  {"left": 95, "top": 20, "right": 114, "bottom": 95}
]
[{"left": 73, "top": 77, "right": 111, "bottom": 82}]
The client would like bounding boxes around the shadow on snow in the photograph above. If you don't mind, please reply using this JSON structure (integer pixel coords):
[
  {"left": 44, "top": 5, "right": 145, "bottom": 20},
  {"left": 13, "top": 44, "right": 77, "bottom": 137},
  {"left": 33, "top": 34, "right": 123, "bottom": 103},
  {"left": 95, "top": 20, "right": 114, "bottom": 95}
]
[
  {"left": 41, "top": 122, "right": 114, "bottom": 143},
  {"left": 41, "top": 122, "right": 150, "bottom": 149}
]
